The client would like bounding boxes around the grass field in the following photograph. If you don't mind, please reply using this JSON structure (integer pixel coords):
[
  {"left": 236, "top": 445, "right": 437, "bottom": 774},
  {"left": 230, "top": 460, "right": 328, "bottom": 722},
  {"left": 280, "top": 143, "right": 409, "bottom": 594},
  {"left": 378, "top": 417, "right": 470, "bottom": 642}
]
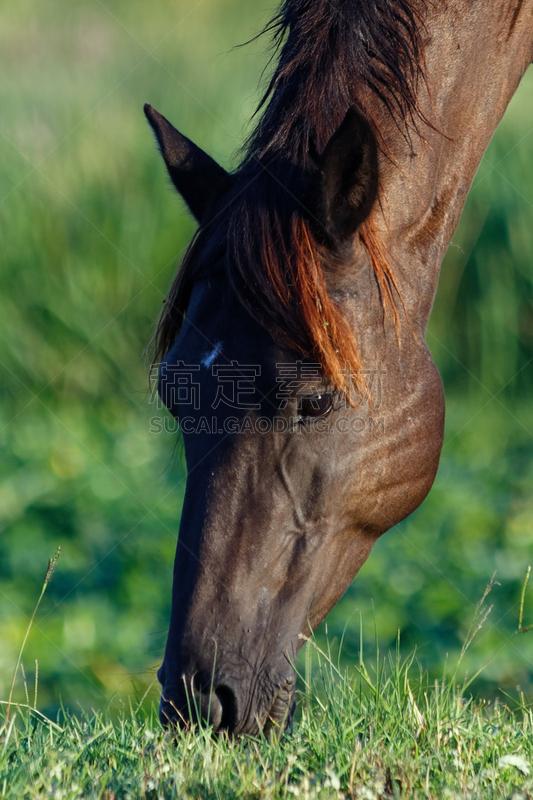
[
  {"left": 3, "top": 572, "right": 533, "bottom": 798},
  {"left": 3, "top": 629, "right": 533, "bottom": 800}
]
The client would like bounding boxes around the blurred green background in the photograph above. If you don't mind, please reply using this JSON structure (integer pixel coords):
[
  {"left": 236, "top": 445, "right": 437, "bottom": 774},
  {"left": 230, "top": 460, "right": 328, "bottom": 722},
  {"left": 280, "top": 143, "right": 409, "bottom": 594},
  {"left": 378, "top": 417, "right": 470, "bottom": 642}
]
[{"left": 1, "top": 0, "right": 533, "bottom": 717}]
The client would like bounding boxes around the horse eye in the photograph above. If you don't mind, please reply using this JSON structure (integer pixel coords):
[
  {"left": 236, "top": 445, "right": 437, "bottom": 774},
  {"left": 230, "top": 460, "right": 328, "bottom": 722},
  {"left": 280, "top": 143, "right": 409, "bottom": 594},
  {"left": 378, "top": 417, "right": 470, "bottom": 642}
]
[{"left": 298, "top": 393, "right": 333, "bottom": 419}]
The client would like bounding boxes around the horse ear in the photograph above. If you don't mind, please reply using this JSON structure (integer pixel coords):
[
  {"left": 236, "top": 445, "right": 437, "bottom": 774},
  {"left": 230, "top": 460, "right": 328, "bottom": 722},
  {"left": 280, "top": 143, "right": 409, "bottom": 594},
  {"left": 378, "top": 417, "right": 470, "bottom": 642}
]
[
  {"left": 144, "top": 104, "right": 230, "bottom": 223},
  {"left": 316, "top": 106, "right": 379, "bottom": 242}
]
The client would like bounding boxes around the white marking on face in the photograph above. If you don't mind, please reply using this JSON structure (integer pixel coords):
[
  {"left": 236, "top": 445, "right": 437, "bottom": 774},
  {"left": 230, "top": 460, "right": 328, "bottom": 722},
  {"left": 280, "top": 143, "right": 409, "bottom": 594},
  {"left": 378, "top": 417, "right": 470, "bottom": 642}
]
[{"left": 201, "top": 341, "right": 223, "bottom": 368}]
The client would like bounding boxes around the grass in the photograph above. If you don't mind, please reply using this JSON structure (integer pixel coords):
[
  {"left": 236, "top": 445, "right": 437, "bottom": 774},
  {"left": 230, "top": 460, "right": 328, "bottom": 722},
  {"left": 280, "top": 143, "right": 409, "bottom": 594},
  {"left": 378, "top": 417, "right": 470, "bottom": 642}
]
[
  {"left": 2, "top": 638, "right": 533, "bottom": 799},
  {"left": 2, "top": 568, "right": 533, "bottom": 799},
  {"left": 4, "top": 549, "right": 60, "bottom": 726}
]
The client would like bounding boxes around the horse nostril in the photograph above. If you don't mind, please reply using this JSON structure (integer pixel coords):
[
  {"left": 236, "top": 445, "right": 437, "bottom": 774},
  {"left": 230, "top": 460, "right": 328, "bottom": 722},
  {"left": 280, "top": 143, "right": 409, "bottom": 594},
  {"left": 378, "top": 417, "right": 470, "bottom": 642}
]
[
  {"left": 159, "top": 674, "right": 238, "bottom": 732},
  {"left": 190, "top": 673, "right": 237, "bottom": 732},
  {"left": 215, "top": 685, "right": 237, "bottom": 731}
]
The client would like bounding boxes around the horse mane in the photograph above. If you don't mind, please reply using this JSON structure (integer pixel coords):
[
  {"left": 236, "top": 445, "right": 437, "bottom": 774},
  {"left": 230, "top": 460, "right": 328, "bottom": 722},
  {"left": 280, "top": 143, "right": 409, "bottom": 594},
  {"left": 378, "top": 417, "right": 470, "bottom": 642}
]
[
  {"left": 153, "top": 0, "right": 427, "bottom": 402},
  {"left": 245, "top": 0, "right": 427, "bottom": 160}
]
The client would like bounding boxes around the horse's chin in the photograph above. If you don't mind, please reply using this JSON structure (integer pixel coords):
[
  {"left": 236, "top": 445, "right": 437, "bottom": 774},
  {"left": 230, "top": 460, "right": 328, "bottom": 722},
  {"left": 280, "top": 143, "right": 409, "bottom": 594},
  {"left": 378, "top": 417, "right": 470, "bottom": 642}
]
[{"left": 261, "top": 678, "right": 296, "bottom": 738}]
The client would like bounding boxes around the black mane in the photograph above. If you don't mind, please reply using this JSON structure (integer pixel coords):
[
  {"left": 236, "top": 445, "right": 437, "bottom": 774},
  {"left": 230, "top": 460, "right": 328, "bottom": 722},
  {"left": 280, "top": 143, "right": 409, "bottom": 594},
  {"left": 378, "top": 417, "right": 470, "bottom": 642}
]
[{"left": 243, "top": 0, "right": 427, "bottom": 165}]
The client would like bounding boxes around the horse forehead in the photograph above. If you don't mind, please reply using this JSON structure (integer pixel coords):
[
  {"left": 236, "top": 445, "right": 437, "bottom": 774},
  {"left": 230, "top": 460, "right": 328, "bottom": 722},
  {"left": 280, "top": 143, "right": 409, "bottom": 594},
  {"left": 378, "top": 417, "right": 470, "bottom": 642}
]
[{"left": 170, "top": 278, "right": 282, "bottom": 384}]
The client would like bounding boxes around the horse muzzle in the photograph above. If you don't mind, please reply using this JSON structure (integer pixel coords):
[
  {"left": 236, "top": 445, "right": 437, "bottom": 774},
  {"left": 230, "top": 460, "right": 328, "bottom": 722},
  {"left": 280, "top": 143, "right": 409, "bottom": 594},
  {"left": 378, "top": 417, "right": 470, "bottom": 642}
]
[{"left": 158, "top": 669, "right": 296, "bottom": 737}]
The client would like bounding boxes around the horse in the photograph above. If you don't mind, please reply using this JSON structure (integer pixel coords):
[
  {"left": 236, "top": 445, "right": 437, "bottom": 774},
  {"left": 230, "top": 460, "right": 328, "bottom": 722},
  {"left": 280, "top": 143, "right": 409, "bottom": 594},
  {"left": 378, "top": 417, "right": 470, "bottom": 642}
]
[{"left": 145, "top": 0, "right": 533, "bottom": 736}]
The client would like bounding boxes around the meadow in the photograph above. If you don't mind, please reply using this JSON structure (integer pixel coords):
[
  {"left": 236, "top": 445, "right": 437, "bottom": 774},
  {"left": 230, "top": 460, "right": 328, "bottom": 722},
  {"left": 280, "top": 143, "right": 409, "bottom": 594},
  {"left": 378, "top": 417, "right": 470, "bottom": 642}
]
[
  {"left": 3, "top": 602, "right": 533, "bottom": 799},
  {"left": 1, "top": 0, "right": 533, "bottom": 793}
]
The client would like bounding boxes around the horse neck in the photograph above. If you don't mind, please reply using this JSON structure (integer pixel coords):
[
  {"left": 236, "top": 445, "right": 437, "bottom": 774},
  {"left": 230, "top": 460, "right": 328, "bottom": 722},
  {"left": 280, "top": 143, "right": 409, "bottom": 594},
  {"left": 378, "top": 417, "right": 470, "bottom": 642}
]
[{"left": 365, "top": 0, "right": 533, "bottom": 329}]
